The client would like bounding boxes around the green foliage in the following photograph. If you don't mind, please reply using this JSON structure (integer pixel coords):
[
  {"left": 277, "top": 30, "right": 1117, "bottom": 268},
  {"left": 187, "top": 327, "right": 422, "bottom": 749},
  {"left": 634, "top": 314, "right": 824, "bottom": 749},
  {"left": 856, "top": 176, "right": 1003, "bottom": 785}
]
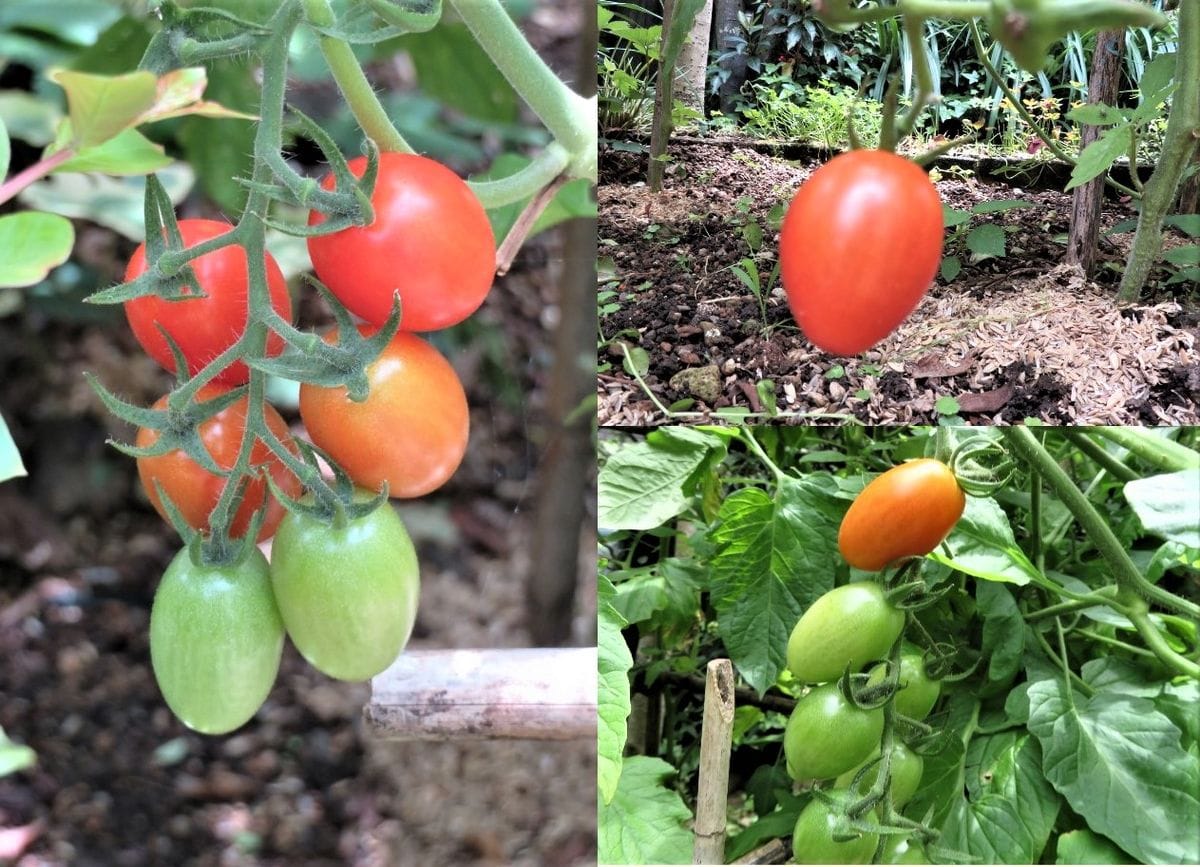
[
  {"left": 0, "top": 727, "right": 36, "bottom": 775},
  {"left": 939, "top": 197, "right": 1034, "bottom": 282},
  {"left": 598, "top": 426, "right": 1200, "bottom": 866},
  {"left": 738, "top": 72, "right": 883, "bottom": 148},
  {"left": 598, "top": 1, "right": 660, "bottom": 134}
]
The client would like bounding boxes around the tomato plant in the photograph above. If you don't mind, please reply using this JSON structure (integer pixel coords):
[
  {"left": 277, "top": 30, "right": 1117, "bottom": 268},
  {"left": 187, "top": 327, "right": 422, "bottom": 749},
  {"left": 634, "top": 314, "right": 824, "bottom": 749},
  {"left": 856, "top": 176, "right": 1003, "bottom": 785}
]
[
  {"left": 149, "top": 546, "right": 284, "bottom": 735},
  {"left": 787, "top": 581, "right": 905, "bottom": 684},
  {"left": 124, "top": 219, "right": 292, "bottom": 386},
  {"left": 299, "top": 328, "right": 469, "bottom": 499},
  {"left": 784, "top": 682, "right": 884, "bottom": 782},
  {"left": 868, "top": 642, "right": 942, "bottom": 720},
  {"left": 792, "top": 793, "right": 880, "bottom": 865},
  {"left": 838, "top": 458, "right": 965, "bottom": 571},
  {"left": 835, "top": 741, "right": 925, "bottom": 808},
  {"left": 307, "top": 152, "right": 496, "bottom": 333},
  {"left": 135, "top": 385, "right": 300, "bottom": 541},
  {"left": 269, "top": 496, "right": 420, "bottom": 681},
  {"left": 779, "top": 149, "right": 943, "bottom": 356}
]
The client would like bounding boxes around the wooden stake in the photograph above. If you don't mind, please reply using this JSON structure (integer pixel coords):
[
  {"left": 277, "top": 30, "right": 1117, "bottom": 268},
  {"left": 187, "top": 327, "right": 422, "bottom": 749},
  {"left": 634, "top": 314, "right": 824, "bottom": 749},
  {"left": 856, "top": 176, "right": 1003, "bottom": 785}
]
[
  {"left": 365, "top": 647, "right": 596, "bottom": 741},
  {"left": 693, "top": 658, "right": 735, "bottom": 865}
]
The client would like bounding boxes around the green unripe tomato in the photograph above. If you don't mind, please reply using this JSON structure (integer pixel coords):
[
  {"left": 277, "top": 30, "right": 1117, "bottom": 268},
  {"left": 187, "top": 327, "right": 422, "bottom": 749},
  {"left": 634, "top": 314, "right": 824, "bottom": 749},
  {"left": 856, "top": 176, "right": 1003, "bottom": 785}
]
[
  {"left": 150, "top": 547, "right": 284, "bottom": 735},
  {"left": 883, "top": 835, "right": 929, "bottom": 864},
  {"left": 835, "top": 741, "right": 924, "bottom": 808},
  {"left": 784, "top": 683, "right": 883, "bottom": 782},
  {"left": 788, "top": 582, "right": 904, "bottom": 684},
  {"left": 792, "top": 792, "right": 879, "bottom": 865},
  {"left": 868, "top": 642, "right": 941, "bottom": 720},
  {"left": 270, "top": 497, "right": 420, "bottom": 681}
]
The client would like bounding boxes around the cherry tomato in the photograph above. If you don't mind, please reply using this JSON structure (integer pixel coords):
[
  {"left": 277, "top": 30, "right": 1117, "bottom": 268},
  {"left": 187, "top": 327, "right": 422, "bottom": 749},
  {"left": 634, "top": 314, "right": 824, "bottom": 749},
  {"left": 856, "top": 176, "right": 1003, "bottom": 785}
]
[
  {"left": 784, "top": 683, "right": 883, "bottom": 782},
  {"left": 306, "top": 152, "right": 495, "bottom": 332},
  {"left": 299, "top": 328, "right": 469, "bottom": 498},
  {"left": 868, "top": 642, "right": 942, "bottom": 720},
  {"left": 838, "top": 459, "right": 965, "bottom": 571},
  {"left": 779, "top": 149, "right": 942, "bottom": 355},
  {"left": 883, "top": 836, "right": 930, "bottom": 864},
  {"left": 787, "top": 582, "right": 905, "bottom": 684},
  {"left": 149, "top": 546, "right": 284, "bottom": 734},
  {"left": 835, "top": 741, "right": 924, "bottom": 808},
  {"left": 124, "top": 218, "right": 292, "bottom": 386},
  {"left": 135, "top": 385, "right": 301, "bottom": 541},
  {"left": 792, "top": 792, "right": 880, "bottom": 865},
  {"left": 269, "top": 496, "right": 420, "bottom": 681}
]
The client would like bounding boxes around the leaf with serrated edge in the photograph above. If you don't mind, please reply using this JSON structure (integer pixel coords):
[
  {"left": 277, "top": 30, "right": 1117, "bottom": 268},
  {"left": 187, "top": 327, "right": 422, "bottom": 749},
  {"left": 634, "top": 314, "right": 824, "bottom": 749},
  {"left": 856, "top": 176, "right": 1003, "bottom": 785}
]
[{"left": 598, "top": 756, "right": 693, "bottom": 864}]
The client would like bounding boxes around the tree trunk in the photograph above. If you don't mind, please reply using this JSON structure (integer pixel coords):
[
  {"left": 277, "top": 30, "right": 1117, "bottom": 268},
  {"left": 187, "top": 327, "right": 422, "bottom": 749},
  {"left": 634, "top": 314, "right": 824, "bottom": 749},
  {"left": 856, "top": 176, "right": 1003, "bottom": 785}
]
[
  {"left": 525, "top": 2, "right": 596, "bottom": 646},
  {"left": 1177, "top": 150, "right": 1200, "bottom": 215},
  {"left": 675, "top": 0, "right": 713, "bottom": 118},
  {"left": 714, "top": 0, "right": 746, "bottom": 115},
  {"left": 1066, "top": 29, "right": 1125, "bottom": 278}
]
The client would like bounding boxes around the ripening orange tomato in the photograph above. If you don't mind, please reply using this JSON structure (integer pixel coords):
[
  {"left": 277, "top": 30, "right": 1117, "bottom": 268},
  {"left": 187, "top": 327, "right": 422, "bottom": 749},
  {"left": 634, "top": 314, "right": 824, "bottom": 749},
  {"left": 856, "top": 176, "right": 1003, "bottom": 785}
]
[{"left": 838, "top": 459, "right": 965, "bottom": 571}]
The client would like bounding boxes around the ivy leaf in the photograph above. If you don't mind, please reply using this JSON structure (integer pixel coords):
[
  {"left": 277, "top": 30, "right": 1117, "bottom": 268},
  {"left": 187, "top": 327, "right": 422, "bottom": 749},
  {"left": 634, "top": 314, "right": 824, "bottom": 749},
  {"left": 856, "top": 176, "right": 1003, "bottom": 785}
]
[{"left": 598, "top": 756, "right": 693, "bottom": 864}]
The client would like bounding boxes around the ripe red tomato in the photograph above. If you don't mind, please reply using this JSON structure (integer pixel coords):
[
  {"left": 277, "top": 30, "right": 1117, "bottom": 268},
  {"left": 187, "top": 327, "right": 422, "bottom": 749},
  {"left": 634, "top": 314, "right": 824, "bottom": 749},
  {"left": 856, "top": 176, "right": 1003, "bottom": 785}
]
[
  {"left": 124, "top": 218, "right": 292, "bottom": 386},
  {"left": 779, "top": 149, "right": 942, "bottom": 355},
  {"left": 787, "top": 581, "right": 905, "bottom": 684},
  {"left": 136, "top": 385, "right": 301, "bottom": 541},
  {"left": 270, "top": 495, "right": 420, "bottom": 681},
  {"left": 150, "top": 546, "right": 284, "bottom": 734},
  {"left": 306, "top": 152, "right": 495, "bottom": 332},
  {"left": 299, "top": 328, "right": 469, "bottom": 498},
  {"left": 838, "top": 459, "right": 965, "bottom": 571}
]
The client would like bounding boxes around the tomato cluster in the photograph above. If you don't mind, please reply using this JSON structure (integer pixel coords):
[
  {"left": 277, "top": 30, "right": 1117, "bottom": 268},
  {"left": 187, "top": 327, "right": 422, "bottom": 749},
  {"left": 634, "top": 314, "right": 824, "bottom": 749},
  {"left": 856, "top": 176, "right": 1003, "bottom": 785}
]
[
  {"left": 783, "top": 458, "right": 965, "bottom": 864},
  {"left": 120, "top": 152, "right": 493, "bottom": 734}
]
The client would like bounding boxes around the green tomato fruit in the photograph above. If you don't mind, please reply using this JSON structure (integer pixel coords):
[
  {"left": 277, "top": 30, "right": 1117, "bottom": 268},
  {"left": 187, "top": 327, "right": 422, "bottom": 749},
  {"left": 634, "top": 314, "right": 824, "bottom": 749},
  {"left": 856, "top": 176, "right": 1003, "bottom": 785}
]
[
  {"left": 785, "top": 683, "right": 883, "bottom": 782},
  {"left": 792, "top": 791, "right": 879, "bottom": 865},
  {"left": 788, "top": 582, "right": 905, "bottom": 684},
  {"left": 150, "top": 546, "right": 284, "bottom": 735},
  {"left": 883, "top": 835, "right": 929, "bottom": 864},
  {"left": 270, "top": 496, "right": 420, "bottom": 681},
  {"left": 835, "top": 741, "right": 924, "bottom": 808},
  {"left": 868, "top": 642, "right": 941, "bottom": 720}
]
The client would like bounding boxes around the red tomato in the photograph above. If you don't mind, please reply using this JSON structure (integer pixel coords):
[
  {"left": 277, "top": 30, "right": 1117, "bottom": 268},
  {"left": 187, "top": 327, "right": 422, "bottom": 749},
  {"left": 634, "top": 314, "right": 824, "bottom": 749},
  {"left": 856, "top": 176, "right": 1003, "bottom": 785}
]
[
  {"left": 299, "top": 328, "right": 469, "bottom": 498},
  {"left": 306, "top": 152, "right": 495, "bottom": 333},
  {"left": 779, "top": 150, "right": 943, "bottom": 356},
  {"left": 136, "top": 385, "right": 301, "bottom": 541},
  {"left": 124, "top": 219, "right": 292, "bottom": 386},
  {"left": 838, "top": 459, "right": 965, "bottom": 571}
]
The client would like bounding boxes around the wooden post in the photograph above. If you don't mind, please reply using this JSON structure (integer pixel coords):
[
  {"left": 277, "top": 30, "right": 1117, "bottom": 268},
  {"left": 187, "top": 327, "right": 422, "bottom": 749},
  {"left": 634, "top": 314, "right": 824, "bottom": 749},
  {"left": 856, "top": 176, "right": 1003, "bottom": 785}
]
[
  {"left": 365, "top": 647, "right": 596, "bottom": 741},
  {"left": 1066, "top": 29, "right": 1125, "bottom": 278},
  {"left": 693, "top": 659, "right": 735, "bottom": 865}
]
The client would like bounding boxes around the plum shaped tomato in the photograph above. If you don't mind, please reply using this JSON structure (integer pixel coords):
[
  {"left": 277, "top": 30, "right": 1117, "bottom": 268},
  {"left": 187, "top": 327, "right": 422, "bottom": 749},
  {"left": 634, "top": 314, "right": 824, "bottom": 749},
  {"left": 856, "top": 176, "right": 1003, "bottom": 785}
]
[
  {"left": 867, "top": 641, "right": 942, "bottom": 720},
  {"left": 784, "top": 682, "right": 883, "bottom": 782},
  {"left": 135, "top": 385, "right": 301, "bottom": 542},
  {"left": 299, "top": 328, "right": 469, "bottom": 499},
  {"left": 269, "top": 496, "right": 420, "bottom": 681},
  {"left": 124, "top": 218, "right": 292, "bottom": 386},
  {"left": 835, "top": 740, "right": 925, "bottom": 808},
  {"left": 787, "top": 582, "right": 904, "bottom": 684},
  {"left": 884, "top": 836, "right": 930, "bottom": 864},
  {"left": 150, "top": 546, "right": 284, "bottom": 734},
  {"left": 838, "top": 459, "right": 965, "bottom": 571},
  {"left": 792, "top": 791, "right": 880, "bottom": 865},
  {"left": 779, "top": 149, "right": 942, "bottom": 356},
  {"left": 306, "top": 152, "right": 495, "bottom": 333}
]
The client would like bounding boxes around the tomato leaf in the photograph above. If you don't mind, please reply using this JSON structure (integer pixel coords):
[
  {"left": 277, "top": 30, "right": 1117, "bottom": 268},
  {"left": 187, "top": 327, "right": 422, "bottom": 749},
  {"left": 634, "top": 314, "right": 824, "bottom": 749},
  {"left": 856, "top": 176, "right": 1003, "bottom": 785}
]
[
  {"left": 1123, "top": 470, "right": 1200, "bottom": 547},
  {"left": 598, "top": 575, "right": 633, "bottom": 805},
  {"left": 931, "top": 495, "right": 1042, "bottom": 585},
  {"left": 710, "top": 475, "right": 843, "bottom": 694},
  {"left": 598, "top": 756, "right": 693, "bottom": 864},
  {"left": 0, "top": 212, "right": 74, "bottom": 289},
  {"left": 598, "top": 427, "right": 724, "bottom": 530},
  {"left": 1026, "top": 678, "right": 1200, "bottom": 864}
]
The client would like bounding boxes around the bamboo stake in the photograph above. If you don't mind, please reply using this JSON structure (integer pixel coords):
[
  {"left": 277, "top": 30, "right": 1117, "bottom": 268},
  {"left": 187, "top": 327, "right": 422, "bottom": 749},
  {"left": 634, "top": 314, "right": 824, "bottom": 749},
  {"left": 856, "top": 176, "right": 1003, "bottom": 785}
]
[
  {"left": 693, "top": 658, "right": 735, "bottom": 865},
  {"left": 365, "top": 647, "right": 597, "bottom": 741}
]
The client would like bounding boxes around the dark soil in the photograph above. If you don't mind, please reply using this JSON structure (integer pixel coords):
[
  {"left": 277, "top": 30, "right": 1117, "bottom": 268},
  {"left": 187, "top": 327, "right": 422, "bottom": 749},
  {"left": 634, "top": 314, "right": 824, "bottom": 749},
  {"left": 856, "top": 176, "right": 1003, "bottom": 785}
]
[
  {"left": 598, "top": 137, "right": 1200, "bottom": 425},
  {"left": 0, "top": 7, "right": 595, "bottom": 865}
]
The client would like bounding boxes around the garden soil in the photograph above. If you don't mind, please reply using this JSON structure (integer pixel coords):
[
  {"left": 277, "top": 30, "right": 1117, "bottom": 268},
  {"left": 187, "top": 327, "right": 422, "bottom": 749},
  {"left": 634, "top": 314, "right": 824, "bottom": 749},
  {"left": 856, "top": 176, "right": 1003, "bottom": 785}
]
[{"left": 598, "top": 139, "right": 1200, "bottom": 425}]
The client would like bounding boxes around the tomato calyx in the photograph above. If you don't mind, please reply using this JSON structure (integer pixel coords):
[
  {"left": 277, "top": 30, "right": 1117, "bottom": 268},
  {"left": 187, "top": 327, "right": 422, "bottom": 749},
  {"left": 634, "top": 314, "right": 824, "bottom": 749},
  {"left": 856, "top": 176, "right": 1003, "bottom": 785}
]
[
  {"left": 248, "top": 280, "right": 400, "bottom": 400},
  {"left": 264, "top": 439, "right": 390, "bottom": 528}
]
